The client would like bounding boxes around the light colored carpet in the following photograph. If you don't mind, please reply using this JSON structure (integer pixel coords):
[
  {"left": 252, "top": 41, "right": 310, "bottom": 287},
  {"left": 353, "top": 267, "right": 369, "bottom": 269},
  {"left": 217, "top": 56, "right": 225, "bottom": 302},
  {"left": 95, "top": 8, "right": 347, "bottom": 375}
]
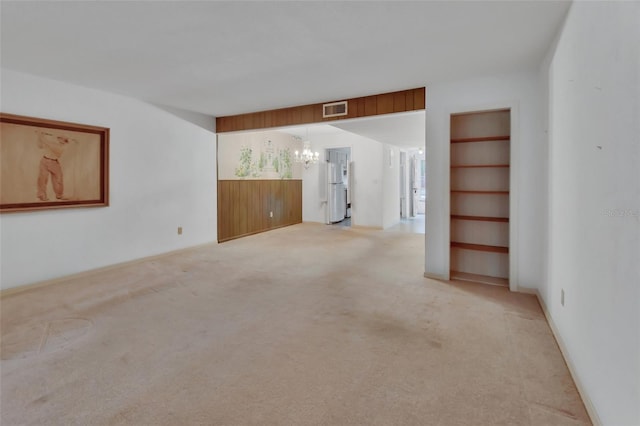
[{"left": 1, "top": 223, "right": 590, "bottom": 425}]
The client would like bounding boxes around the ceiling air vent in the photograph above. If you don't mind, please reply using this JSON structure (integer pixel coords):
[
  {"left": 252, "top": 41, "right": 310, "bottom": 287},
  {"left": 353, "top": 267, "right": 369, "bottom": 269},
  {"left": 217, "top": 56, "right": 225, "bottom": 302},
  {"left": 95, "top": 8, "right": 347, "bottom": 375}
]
[{"left": 323, "top": 101, "right": 348, "bottom": 118}]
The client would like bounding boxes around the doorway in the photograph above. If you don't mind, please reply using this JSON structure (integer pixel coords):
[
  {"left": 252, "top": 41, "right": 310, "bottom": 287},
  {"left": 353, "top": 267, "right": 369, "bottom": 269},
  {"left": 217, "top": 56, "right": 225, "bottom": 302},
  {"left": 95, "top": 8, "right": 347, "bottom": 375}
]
[
  {"left": 410, "top": 149, "right": 426, "bottom": 216},
  {"left": 392, "top": 147, "right": 425, "bottom": 234}
]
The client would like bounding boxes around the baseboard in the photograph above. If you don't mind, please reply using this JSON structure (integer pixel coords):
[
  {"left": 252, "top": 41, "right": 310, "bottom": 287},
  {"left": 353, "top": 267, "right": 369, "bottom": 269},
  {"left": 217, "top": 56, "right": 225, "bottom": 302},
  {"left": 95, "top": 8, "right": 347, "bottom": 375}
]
[
  {"left": 0, "top": 241, "right": 217, "bottom": 298},
  {"left": 516, "top": 286, "right": 537, "bottom": 295},
  {"left": 530, "top": 289, "right": 602, "bottom": 426},
  {"left": 423, "top": 272, "right": 448, "bottom": 281},
  {"left": 218, "top": 221, "right": 303, "bottom": 243}
]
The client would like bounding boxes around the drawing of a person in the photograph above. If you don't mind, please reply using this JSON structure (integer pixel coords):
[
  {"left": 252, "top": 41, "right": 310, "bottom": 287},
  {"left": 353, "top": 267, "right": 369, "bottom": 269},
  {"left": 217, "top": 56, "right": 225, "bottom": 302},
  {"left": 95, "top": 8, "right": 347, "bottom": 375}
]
[{"left": 36, "top": 130, "right": 74, "bottom": 201}]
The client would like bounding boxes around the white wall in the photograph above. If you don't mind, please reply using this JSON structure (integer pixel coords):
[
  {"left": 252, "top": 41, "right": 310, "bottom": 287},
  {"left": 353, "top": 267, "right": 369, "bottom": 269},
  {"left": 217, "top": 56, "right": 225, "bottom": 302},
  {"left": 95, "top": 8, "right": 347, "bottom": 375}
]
[
  {"left": 544, "top": 2, "right": 640, "bottom": 424},
  {"left": 424, "top": 71, "right": 546, "bottom": 292},
  {"left": 382, "top": 144, "right": 400, "bottom": 229},
  {"left": 302, "top": 131, "right": 385, "bottom": 228},
  {"left": 0, "top": 69, "right": 217, "bottom": 290}
]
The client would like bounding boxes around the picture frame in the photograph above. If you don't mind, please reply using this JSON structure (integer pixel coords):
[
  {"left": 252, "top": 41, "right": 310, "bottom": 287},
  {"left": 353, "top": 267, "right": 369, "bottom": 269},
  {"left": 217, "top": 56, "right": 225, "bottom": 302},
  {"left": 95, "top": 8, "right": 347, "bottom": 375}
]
[{"left": 1, "top": 113, "right": 109, "bottom": 213}]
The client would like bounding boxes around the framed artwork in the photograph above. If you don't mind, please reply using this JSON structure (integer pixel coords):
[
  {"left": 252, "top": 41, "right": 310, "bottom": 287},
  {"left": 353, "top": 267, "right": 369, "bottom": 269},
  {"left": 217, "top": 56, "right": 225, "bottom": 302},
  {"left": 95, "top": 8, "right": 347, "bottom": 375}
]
[{"left": 0, "top": 113, "right": 109, "bottom": 213}]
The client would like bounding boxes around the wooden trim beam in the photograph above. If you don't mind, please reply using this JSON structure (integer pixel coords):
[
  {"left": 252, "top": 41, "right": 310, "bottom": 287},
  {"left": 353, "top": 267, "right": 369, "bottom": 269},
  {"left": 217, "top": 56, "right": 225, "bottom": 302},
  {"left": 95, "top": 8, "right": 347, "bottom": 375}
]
[{"left": 216, "top": 87, "right": 426, "bottom": 133}]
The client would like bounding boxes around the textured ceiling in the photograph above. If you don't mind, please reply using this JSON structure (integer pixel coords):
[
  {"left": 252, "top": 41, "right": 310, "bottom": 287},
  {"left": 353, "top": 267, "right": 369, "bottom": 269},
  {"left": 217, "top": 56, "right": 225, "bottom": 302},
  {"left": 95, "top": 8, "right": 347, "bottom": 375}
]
[
  {"left": 272, "top": 111, "right": 424, "bottom": 149},
  {"left": 332, "top": 111, "right": 425, "bottom": 148},
  {"left": 1, "top": 1, "right": 570, "bottom": 117}
]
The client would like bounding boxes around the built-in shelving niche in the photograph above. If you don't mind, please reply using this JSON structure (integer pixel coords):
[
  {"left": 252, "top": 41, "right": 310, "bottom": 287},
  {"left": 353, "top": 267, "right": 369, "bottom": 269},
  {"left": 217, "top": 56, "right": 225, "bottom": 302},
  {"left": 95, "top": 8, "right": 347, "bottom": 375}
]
[{"left": 450, "top": 109, "right": 510, "bottom": 286}]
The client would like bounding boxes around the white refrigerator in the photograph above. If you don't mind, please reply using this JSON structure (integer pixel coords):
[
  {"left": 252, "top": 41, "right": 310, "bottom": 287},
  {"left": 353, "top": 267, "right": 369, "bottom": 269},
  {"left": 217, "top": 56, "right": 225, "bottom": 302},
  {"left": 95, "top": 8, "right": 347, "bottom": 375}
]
[{"left": 327, "top": 162, "right": 346, "bottom": 223}]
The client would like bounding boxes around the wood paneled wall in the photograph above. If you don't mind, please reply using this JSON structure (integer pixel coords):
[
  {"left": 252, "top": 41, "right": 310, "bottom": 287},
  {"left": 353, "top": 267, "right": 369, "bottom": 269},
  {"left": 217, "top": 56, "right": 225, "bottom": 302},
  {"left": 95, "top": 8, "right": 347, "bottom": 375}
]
[
  {"left": 216, "top": 87, "right": 425, "bottom": 133},
  {"left": 217, "top": 180, "right": 302, "bottom": 242}
]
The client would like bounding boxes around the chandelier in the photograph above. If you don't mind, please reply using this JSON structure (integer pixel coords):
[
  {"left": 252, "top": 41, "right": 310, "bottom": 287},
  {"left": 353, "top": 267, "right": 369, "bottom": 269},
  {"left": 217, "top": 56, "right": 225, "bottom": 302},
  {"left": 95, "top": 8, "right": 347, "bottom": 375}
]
[{"left": 294, "top": 140, "right": 319, "bottom": 169}]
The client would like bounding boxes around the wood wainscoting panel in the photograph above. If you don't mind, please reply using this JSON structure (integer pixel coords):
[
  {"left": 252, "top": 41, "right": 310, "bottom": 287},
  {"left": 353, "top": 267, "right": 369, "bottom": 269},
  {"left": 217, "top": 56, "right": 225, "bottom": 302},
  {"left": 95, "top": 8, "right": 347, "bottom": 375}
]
[
  {"left": 218, "top": 180, "right": 302, "bottom": 242},
  {"left": 216, "top": 87, "right": 426, "bottom": 133}
]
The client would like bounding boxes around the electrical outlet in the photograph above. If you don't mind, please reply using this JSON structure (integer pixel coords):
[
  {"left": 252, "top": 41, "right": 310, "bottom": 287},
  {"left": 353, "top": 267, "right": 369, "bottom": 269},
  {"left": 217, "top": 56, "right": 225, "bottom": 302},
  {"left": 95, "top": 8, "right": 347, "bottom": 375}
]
[
  {"left": 270, "top": 211, "right": 273, "bottom": 218},
  {"left": 177, "top": 226, "right": 183, "bottom": 235},
  {"left": 561, "top": 289, "right": 565, "bottom": 306}
]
